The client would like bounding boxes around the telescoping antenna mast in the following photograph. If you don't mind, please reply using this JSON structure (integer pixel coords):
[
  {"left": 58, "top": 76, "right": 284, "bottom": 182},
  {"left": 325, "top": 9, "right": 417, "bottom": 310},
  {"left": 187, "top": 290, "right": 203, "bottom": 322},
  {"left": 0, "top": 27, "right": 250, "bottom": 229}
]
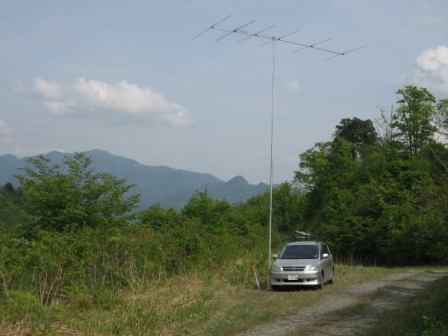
[{"left": 194, "top": 15, "right": 364, "bottom": 288}]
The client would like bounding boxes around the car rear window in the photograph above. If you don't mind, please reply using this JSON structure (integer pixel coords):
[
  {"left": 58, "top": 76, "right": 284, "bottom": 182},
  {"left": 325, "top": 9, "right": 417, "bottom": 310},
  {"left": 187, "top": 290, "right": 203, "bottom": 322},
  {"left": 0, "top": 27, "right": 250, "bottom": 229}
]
[{"left": 279, "top": 244, "right": 319, "bottom": 259}]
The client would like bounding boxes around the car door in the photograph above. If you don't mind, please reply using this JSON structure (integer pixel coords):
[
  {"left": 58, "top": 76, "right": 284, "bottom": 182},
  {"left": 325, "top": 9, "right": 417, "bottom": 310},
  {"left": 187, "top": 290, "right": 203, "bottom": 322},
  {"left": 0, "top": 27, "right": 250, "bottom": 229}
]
[
  {"left": 318, "top": 243, "right": 326, "bottom": 281},
  {"left": 320, "top": 244, "right": 331, "bottom": 281},
  {"left": 326, "top": 244, "right": 334, "bottom": 273}
]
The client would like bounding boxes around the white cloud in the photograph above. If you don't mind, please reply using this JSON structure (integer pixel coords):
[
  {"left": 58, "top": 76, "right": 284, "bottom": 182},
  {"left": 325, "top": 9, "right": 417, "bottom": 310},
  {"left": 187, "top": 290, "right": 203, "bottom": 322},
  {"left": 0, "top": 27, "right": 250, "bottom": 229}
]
[
  {"left": 417, "top": 46, "right": 448, "bottom": 71},
  {"left": 30, "top": 77, "right": 190, "bottom": 126},
  {"left": 285, "top": 80, "right": 301, "bottom": 96},
  {"left": 34, "top": 77, "right": 63, "bottom": 99},
  {"left": 73, "top": 79, "right": 190, "bottom": 125},
  {"left": 43, "top": 100, "right": 76, "bottom": 115},
  {"left": 0, "top": 120, "right": 13, "bottom": 144},
  {"left": 414, "top": 46, "right": 448, "bottom": 94}
]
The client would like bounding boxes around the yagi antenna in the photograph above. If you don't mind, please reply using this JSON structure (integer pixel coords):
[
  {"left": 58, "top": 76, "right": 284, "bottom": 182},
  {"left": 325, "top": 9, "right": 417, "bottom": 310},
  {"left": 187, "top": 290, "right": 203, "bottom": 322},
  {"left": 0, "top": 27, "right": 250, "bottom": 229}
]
[
  {"left": 260, "top": 29, "right": 301, "bottom": 47},
  {"left": 292, "top": 38, "right": 333, "bottom": 54},
  {"left": 236, "top": 25, "right": 276, "bottom": 43},
  {"left": 194, "top": 16, "right": 364, "bottom": 59},
  {"left": 194, "top": 16, "right": 364, "bottom": 289},
  {"left": 279, "top": 29, "right": 301, "bottom": 39},
  {"left": 323, "top": 45, "right": 366, "bottom": 61},
  {"left": 193, "top": 14, "right": 233, "bottom": 40},
  {"left": 214, "top": 20, "right": 256, "bottom": 42}
]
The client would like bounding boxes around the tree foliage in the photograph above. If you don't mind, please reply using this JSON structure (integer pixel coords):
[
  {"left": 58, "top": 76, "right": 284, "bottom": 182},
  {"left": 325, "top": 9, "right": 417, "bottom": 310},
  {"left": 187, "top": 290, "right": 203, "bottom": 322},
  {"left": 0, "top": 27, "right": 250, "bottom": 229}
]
[
  {"left": 335, "top": 117, "right": 377, "bottom": 145},
  {"left": 392, "top": 86, "right": 437, "bottom": 155},
  {"left": 436, "top": 98, "right": 448, "bottom": 139},
  {"left": 0, "top": 183, "right": 29, "bottom": 231},
  {"left": 15, "top": 152, "right": 140, "bottom": 232},
  {"left": 295, "top": 86, "right": 448, "bottom": 264}
]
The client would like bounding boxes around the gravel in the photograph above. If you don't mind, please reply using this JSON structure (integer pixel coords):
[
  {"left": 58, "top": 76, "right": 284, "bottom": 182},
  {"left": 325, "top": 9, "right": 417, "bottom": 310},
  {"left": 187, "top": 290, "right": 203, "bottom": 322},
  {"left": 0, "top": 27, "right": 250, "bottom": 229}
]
[{"left": 240, "top": 270, "right": 448, "bottom": 336}]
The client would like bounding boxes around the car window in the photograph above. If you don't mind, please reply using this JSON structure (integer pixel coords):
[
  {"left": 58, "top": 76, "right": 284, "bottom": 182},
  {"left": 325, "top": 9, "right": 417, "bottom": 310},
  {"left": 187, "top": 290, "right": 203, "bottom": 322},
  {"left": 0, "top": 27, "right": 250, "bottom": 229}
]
[
  {"left": 320, "top": 244, "right": 330, "bottom": 257},
  {"left": 279, "top": 244, "right": 319, "bottom": 259}
]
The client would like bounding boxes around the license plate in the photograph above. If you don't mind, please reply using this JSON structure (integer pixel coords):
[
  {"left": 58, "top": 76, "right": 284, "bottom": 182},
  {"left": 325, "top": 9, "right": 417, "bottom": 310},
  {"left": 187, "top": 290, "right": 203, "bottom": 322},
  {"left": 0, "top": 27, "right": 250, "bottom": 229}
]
[{"left": 287, "top": 275, "right": 299, "bottom": 281}]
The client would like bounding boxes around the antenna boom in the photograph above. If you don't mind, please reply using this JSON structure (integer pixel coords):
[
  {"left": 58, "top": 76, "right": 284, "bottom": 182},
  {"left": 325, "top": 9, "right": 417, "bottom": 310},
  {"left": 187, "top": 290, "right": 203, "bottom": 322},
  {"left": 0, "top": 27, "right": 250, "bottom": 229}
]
[
  {"left": 215, "top": 20, "right": 256, "bottom": 42},
  {"left": 196, "top": 17, "right": 364, "bottom": 59},
  {"left": 237, "top": 24, "right": 276, "bottom": 43},
  {"left": 193, "top": 14, "right": 233, "bottom": 40}
]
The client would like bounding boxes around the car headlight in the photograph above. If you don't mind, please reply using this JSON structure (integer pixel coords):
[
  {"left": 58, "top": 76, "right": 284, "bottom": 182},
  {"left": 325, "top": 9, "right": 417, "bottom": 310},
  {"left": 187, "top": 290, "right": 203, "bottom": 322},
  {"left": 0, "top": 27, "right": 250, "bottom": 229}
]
[
  {"left": 305, "top": 265, "right": 318, "bottom": 272},
  {"left": 271, "top": 264, "right": 282, "bottom": 272}
]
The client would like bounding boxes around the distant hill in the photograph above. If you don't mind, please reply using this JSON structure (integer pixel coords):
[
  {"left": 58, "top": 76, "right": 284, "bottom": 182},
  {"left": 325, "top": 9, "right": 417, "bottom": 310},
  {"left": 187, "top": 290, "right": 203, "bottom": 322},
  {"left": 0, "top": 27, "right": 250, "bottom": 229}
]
[{"left": 0, "top": 149, "right": 269, "bottom": 209}]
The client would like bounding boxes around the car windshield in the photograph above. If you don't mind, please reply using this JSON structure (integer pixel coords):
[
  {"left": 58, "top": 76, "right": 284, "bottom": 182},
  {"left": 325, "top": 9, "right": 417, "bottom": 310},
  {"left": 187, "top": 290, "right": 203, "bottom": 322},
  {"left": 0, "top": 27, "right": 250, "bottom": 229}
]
[{"left": 279, "top": 244, "right": 319, "bottom": 259}]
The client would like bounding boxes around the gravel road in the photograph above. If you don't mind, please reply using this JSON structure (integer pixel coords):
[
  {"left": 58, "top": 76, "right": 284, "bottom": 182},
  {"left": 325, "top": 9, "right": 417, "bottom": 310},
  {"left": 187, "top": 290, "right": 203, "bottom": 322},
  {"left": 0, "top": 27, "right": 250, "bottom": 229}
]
[{"left": 241, "top": 270, "right": 448, "bottom": 336}]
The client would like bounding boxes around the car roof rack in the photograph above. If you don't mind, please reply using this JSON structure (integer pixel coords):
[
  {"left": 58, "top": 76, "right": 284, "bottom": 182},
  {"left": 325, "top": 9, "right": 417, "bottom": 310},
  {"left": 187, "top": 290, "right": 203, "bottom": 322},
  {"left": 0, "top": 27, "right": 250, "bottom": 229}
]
[{"left": 295, "top": 231, "right": 315, "bottom": 241}]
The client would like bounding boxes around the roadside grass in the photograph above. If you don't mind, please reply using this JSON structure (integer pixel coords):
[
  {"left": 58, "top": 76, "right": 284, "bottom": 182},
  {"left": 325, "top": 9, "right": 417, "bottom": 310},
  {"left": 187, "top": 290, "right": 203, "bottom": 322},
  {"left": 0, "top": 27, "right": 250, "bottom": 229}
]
[
  {"left": 364, "top": 274, "right": 448, "bottom": 336},
  {"left": 0, "top": 264, "right": 398, "bottom": 335}
]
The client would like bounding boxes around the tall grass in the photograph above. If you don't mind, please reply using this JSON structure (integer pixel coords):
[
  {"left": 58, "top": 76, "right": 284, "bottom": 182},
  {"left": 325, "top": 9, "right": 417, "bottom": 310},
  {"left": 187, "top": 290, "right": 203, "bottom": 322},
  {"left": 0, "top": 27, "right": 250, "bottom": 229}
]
[{"left": 1, "top": 262, "right": 395, "bottom": 335}]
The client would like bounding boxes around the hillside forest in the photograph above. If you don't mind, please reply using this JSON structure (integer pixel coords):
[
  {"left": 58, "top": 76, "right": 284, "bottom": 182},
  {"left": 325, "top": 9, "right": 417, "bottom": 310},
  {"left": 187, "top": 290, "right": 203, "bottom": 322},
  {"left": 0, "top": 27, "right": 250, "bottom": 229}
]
[{"left": 1, "top": 85, "right": 447, "bottom": 312}]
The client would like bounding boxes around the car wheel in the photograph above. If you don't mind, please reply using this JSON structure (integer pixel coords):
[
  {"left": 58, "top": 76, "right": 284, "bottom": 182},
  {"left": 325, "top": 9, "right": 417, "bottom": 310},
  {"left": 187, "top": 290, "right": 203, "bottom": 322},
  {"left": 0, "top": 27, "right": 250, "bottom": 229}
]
[
  {"left": 328, "top": 268, "right": 335, "bottom": 284},
  {"left": 317, "top": 271, "right": 324, "bottom": 289},
  {"left": 271, "top": 285, "right": 281, "bottom": 291}
]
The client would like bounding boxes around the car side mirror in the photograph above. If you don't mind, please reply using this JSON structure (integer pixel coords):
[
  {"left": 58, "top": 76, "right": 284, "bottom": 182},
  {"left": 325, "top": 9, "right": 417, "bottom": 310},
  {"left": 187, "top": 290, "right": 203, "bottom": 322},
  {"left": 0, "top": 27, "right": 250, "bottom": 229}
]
[
  {"left": 272, "top": 254, "right": 278, "bottom": 259},
  {"left": 322, "top": 253, "right": 329, "bottom": 259}
]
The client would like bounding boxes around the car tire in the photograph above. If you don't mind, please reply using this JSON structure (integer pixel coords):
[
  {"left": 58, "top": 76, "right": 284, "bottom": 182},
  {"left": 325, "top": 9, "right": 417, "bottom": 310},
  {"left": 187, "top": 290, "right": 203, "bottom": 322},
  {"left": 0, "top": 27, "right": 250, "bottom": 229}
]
[
  {"left": 328, "top": 268, "right": 335, "bottom": 284},
  {"left": 271, "top": 285, "right": 281, "bottom": 291},
  {"left": 317, "top": 271, "right": 324, "bottom": 289}
]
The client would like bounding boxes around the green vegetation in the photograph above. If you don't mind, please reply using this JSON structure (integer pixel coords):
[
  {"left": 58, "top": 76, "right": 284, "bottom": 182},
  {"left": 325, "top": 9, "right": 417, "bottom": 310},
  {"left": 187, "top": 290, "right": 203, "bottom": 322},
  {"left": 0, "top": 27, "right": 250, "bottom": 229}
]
[
  {"left": 0, "top": 264, "right": 392, "bottom": 335},
  {"left": 296, "top": 86, "right": 448, "bottom": 265},
  {"left": 366, "top": 275, "right": 448, "bottom": 336},
  {"left": 16, "top": 153, "right": 141, "bottom": 233},
  {"left": 0, "top": 85, "right": 447, "bottom": 334}
]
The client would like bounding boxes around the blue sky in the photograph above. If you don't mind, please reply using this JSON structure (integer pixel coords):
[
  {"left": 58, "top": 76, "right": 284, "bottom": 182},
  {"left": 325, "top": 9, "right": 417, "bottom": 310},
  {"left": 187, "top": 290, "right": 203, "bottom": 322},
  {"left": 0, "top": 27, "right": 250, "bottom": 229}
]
[{"left": 0, "top": 0, "right": 447, "bottom": 183}]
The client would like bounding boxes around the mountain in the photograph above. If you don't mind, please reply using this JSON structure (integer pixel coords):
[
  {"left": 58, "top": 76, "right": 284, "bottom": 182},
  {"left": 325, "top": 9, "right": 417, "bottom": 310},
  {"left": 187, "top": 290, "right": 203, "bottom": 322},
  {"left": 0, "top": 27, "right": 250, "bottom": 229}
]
[{"left": 0, "top": 149, "right": 269, "bottom": 209}]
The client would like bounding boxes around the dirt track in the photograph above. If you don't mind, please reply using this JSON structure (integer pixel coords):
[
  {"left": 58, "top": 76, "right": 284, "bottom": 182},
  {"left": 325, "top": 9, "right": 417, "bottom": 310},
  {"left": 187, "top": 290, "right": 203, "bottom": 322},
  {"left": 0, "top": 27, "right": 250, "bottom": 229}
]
[{"left": 241, "top": 270, "right": 448, "bottom": 336}]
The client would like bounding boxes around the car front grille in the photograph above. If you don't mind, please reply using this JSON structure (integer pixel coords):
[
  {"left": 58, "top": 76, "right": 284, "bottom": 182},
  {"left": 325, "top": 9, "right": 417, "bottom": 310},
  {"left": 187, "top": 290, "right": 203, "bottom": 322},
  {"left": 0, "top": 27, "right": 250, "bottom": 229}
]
[{"left": 282, "top": 266, "right": 305, "bottom": 272}]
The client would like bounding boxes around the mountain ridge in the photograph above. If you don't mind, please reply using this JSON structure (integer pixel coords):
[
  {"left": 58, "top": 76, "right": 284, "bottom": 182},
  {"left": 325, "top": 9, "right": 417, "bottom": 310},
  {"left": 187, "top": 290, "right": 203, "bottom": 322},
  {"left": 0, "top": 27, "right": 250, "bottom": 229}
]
[{"left": 0, "top": 149, "right": 268, "bottom": 209}]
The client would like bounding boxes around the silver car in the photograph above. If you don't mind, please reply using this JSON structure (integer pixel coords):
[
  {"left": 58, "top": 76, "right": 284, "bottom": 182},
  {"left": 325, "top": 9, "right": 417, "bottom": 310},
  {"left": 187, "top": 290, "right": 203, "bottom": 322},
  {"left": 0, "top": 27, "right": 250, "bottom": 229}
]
[{"left": 270, "top": 241, "right": 334, "bottom": 289}]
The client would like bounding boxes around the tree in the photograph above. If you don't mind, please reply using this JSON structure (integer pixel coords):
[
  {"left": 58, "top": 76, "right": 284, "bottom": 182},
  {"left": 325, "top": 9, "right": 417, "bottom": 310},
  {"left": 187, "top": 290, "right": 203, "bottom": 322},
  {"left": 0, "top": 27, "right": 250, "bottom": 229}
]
[
  {"left": 295, "top": 142, "right": 332, "bottom": 192},
  {"left": 334, "top": 117, "right": 377, "bottom": 160},
  {"left": 270, "top": 183, "right": 303, "bottom": 236},
  {"left": 138, "top": 205, "right": 180, "bottom": 230},
  {"left": 181, "top": 191, "right": 231, "bottom": 233},
  {"left": 0, "top": 184, "right": 29, "bottom": 231},
  {"left": 3, "top": 182, "right": 15, "bottom": 195},
  {"left": 334, "top": 118, "right": 377, "bottom": 149},
  {"left": 392, "top": 86, "right": 437, "bottom": 155},
  {"left": 16, "top": 153, "right": 140, "bottom": 232},
  {"left": 375, "top": 106, "right": 396, "bottom": 148},
  {"left": 293, "top": 86, "right": 448, "bottom": 264},
  {"left": 436, "top": 99, "right": 448, "bottom": 139}
]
